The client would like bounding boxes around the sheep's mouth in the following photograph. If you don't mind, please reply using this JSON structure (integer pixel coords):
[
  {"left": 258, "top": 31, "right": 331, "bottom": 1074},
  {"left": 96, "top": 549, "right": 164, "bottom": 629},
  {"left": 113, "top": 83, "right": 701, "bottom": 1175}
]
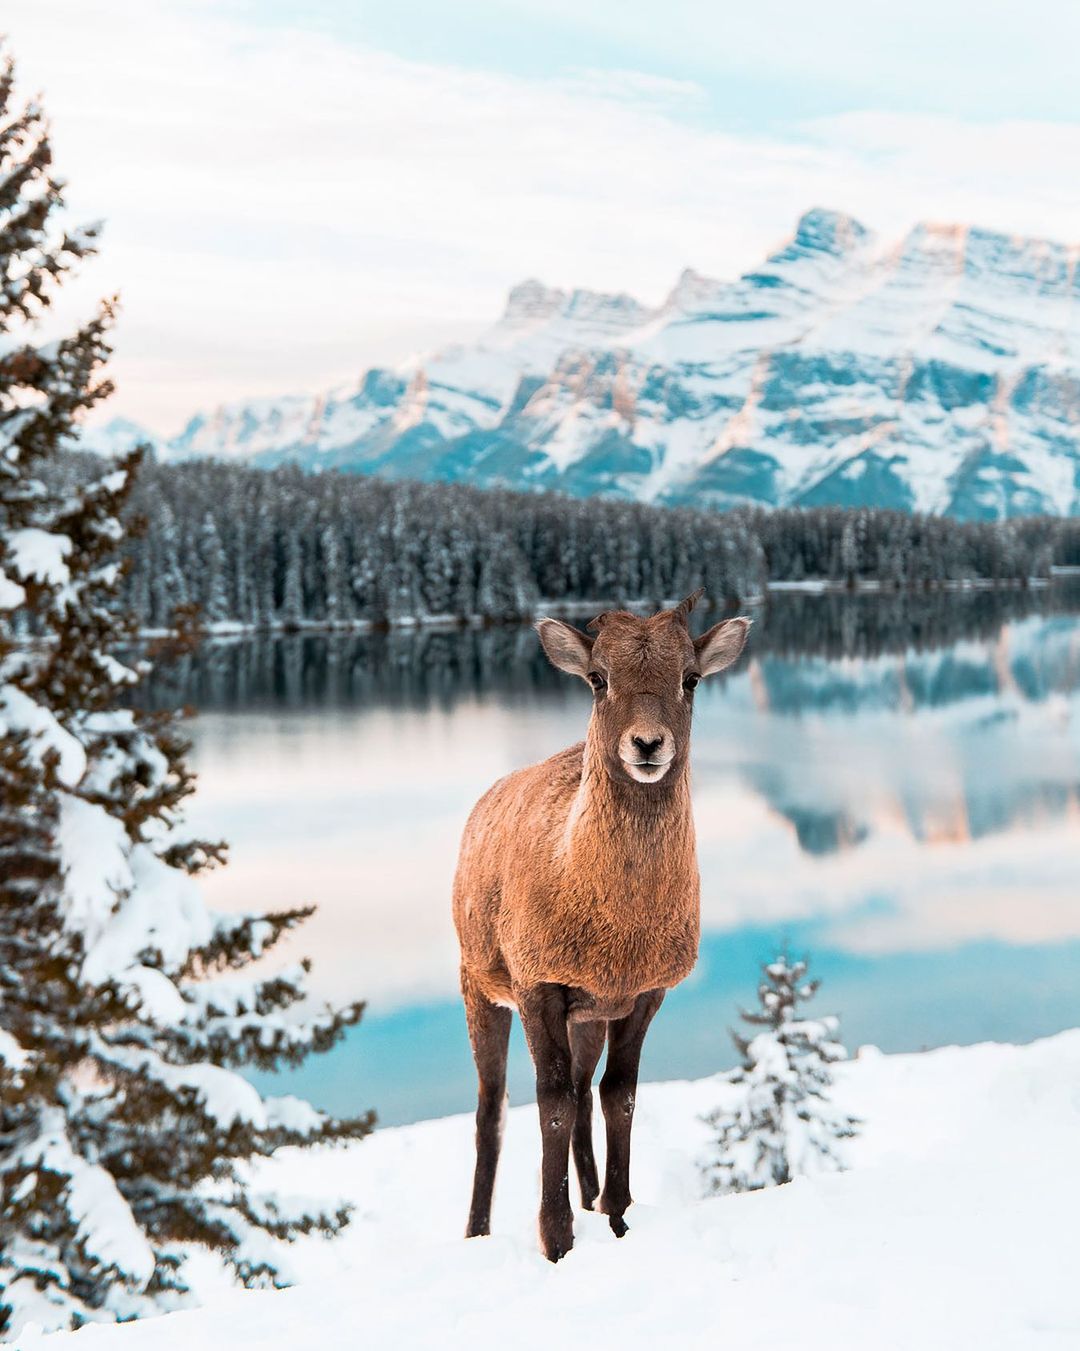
[{"left": 621, "top": 758, "right": 672, "bottom": 783}]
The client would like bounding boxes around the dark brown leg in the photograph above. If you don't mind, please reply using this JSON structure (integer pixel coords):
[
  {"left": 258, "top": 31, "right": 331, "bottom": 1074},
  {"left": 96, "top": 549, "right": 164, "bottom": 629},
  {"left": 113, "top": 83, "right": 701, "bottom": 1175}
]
[
  {"left": 599, "top": 989, "right": 664, "bottom": 1238},
  {"left": 463, "top": 973, "right": 512, "bottom": 1239},
  {"left": 569, "top": 1020, "right": 606, "bottom": 1210},
  {"left": 516, "top": 983, "right": 576, "bottom": 1262}
]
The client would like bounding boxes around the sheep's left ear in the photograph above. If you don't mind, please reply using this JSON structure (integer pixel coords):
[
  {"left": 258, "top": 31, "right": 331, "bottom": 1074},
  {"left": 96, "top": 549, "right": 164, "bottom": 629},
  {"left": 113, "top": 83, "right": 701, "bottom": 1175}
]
[{"left": 694, "top": 617, "right": 751, "bottom": 676}]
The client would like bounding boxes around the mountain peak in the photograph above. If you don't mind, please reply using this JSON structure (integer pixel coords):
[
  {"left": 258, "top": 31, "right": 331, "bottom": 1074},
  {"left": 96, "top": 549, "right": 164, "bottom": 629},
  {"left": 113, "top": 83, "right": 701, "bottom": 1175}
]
[
  {"left": 900, "top": 220, "right": 969, "bottom": 256},
  {"left": 501, "top": 279, "right": 568, "bottom": 324},
  {"left": 662, "top": 267, "right": 729, "bottom": 314},
  {"left": 82, "top": 416, "right": 154, "bottom": 457},
  {"left": 792, "top": 207, "right": 871, "bottom": 255},
  {"left": 899, "top": 221, "right": 1080, "bottom": 296},
  {"left": 501, "top": 279, "right": 650, "bottom": 331},
  {"left": 563, "top": 287, "right": 650, "bottom": 328}
]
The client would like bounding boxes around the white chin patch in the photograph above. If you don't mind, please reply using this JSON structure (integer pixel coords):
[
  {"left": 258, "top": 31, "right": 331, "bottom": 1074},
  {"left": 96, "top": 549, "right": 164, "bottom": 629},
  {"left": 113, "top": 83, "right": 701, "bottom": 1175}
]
[{"left": 623, "top": 760, "right": 672, "bottom": 784}]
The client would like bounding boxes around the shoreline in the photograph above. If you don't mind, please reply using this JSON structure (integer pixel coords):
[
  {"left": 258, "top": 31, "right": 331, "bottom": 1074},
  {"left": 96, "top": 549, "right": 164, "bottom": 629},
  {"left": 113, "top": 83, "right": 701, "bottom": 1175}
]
[{"left": 136, "top": 572, "right": 1065, "bottom": 641}]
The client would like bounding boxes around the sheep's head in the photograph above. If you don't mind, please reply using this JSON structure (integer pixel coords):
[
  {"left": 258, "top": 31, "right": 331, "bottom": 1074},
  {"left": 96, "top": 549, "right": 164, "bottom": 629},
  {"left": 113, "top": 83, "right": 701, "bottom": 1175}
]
[{"left": 536, "top": 591, "right": 750, "bottom": 786}]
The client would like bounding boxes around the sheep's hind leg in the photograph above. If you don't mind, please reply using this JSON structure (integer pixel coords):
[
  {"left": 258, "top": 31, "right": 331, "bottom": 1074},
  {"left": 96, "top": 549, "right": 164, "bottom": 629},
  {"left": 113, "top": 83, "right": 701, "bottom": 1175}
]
[
  {"left": 569, "top": 1020, "right": 606, "bottom": 1211},
  {"left": 463, "top": 972, "right": 512, "bottom": 1239}
]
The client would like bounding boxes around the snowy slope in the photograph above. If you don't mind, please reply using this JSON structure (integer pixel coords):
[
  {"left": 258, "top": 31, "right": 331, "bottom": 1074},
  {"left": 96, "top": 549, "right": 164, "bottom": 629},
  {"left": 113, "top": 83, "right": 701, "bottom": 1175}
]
[
  {"left": 23, "top": 1031, "right": 1080, "bottom": 1350},
  {"left": 93, "top": 209, "right": 1080, "bottom": 518}
]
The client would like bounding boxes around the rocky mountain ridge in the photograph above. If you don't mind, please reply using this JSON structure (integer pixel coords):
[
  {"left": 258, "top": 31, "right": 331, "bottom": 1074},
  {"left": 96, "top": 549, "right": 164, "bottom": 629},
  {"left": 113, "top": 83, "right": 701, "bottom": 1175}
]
[{"left": 94, "top": 208, "right": 1080, "bottom": 518}]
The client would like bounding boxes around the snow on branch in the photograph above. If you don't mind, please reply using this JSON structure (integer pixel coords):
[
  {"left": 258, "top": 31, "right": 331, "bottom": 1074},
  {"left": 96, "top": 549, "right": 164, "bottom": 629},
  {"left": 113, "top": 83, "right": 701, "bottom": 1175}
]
[
  {"left": 7, "top": 1108, "right": 155, "bottom": 1288},
  {"left": 0, "top": 684, "right": 86, "bottom": 785},
  {"left": 0, "top": 1027, "right": 30, "bottom": 1073},
  {"left": 5, "top": 526, "right": 72, "bottom": 587}
]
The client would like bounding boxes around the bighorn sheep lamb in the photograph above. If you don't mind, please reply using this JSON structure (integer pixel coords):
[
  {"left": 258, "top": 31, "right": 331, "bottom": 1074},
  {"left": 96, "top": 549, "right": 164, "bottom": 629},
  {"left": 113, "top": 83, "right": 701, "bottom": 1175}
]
[{"left": 452, "top": 590, "right": 750, "bottom": 1261}]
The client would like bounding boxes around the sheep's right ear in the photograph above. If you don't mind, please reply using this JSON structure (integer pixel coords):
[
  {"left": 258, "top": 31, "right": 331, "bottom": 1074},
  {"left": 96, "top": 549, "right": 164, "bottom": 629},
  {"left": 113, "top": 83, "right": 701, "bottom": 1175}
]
[
  {"left": 535, "top": 618, "right": 593, "bottom": 678},
  {"left": 694, "top": 616, "right": 751, "bottom": 676}
]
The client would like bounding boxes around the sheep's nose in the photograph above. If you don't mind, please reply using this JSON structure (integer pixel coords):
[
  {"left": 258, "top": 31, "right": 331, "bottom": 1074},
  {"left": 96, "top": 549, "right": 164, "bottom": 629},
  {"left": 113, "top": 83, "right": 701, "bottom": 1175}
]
[{"left": 632, "top": 734, "right": 664, "bottom": 759}]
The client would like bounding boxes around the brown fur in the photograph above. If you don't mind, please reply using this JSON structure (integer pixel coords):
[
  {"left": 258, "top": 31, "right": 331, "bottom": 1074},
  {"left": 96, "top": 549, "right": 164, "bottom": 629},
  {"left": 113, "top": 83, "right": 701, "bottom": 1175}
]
[
  {"left": 453, "top": 593, "right": 750, "bottom": 1259},
  {"left": 455, "top": 740, "right": 699, "bottom": 1009}
]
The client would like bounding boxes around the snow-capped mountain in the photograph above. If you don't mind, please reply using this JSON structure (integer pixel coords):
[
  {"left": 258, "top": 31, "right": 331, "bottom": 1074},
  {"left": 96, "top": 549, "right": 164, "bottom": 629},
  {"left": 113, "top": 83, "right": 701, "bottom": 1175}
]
[{"left": 99, "top": 209, "right": 1080, "bottom": 517}]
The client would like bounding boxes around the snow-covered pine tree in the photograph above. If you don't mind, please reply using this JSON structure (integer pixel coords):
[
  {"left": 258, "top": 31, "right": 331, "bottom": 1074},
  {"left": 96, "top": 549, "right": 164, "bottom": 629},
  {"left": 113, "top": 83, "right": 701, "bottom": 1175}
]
[
  {"left": 319, "top": 520, "right": 347, "bottom": 627},
  {"left": 701, "top": 955, "right": 859, "bottom": 1196},
  {"left": 475, "top": 533, "right": 538, "bottom": 621},
  {"left": 0, "top": 45, "right": 371, "bottom": 1340},
  {"left": 280, "top": 529, "right": 305, "bottom": 630},
  {"left": 197, "top": 512, "right": 230, "bottom": 627}
]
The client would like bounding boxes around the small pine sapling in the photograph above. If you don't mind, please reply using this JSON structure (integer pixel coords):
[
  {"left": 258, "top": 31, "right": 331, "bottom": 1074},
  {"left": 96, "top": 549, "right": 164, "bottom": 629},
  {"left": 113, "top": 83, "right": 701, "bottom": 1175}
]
[{"left": 701, "top": 955, "right": 859, "bottom": 1195}]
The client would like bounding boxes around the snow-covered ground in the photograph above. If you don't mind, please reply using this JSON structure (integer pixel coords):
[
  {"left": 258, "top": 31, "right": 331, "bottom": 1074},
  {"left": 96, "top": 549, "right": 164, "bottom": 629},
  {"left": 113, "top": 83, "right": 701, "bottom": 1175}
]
[{"left": 23, "top": 1032, "right": 1080, "bottom": 1350}]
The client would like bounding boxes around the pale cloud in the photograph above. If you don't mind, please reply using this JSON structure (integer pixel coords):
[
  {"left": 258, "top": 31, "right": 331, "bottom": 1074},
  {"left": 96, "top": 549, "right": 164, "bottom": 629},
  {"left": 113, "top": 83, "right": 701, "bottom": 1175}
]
[{"left": 5, "top": 1, "right": 1080, "bottom": 430}]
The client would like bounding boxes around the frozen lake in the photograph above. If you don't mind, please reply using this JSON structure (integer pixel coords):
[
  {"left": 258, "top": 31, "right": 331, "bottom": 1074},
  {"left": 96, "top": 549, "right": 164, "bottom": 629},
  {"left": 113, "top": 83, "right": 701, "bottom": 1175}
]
[{"left": 149, "top": 587, "right": 1080, "bottom": 1125}]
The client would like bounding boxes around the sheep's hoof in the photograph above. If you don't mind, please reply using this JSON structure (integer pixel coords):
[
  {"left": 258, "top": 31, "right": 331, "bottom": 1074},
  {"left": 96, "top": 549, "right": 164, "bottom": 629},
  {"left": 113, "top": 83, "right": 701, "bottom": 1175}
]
[
  {"left": 541, "top": 1212, "right": 575, "bottom": 1262},
  {"left": 598, "top": 1190, "right": 631, "bottom": 1235}
]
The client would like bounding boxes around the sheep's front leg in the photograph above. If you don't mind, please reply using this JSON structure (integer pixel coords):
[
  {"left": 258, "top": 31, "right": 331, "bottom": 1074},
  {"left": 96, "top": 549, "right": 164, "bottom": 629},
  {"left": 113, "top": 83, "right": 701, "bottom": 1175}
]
[
  {"left": 517, "top": 983, "right": 576, "bottom": 1262},
  {"left": 599, "top": 989, "right": 664, "bottom": 1237}
]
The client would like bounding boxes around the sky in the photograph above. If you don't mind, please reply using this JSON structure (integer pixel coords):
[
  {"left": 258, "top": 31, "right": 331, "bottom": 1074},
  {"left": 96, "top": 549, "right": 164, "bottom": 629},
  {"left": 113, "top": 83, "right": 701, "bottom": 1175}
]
[{"left": 7, "top": 0, "right": 1080, "bottom": 432}]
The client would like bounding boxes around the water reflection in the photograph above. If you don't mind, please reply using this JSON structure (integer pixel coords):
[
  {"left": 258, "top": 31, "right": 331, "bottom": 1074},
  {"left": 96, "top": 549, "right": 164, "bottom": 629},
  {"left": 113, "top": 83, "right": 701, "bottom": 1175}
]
[
  {"left": 145, "top": 585, "right": 1080, "bottom": 1124},
  {"left": 139, "top": 584, "right": 1080, "bottom": 712}
]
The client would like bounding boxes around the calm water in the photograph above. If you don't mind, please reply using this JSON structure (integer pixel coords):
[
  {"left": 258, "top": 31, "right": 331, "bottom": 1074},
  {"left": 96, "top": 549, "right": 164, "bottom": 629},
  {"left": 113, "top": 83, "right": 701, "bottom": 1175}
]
[{"left": 151, "top": 587, "right": 1080, "bottom": 1126}]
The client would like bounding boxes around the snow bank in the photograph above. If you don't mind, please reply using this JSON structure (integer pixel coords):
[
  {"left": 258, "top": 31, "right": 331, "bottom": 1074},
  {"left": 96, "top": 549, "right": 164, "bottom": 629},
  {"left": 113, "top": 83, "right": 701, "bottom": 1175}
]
[{"left": 22, "top": 1032, "right": 1080, "bottom": 1350}]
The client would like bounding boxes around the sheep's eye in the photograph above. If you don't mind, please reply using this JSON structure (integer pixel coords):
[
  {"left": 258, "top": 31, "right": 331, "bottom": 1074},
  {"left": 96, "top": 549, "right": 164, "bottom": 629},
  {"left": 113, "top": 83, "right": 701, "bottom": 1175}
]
[
  {"left": 683, "top": 672, "right": 700, "bottom": 692},
  {"left": 587, "top": 671, "right": 607, "bottom": 693}
]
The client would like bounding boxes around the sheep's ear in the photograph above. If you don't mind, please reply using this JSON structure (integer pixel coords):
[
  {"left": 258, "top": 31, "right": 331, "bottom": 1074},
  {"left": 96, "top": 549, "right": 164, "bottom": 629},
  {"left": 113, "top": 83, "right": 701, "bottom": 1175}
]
[
  {"left": 535, "top": 618, "right": 594, "bottom": 678},
  {"left": 694, "top": 617, "right": 751, "bottom": 676}
]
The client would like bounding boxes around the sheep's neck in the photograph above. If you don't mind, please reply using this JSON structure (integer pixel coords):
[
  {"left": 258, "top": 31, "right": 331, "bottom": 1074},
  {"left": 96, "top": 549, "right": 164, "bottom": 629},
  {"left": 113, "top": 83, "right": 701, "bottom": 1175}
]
[{"left": 561, "top": 733, "right": 695, "bottom": 901}]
